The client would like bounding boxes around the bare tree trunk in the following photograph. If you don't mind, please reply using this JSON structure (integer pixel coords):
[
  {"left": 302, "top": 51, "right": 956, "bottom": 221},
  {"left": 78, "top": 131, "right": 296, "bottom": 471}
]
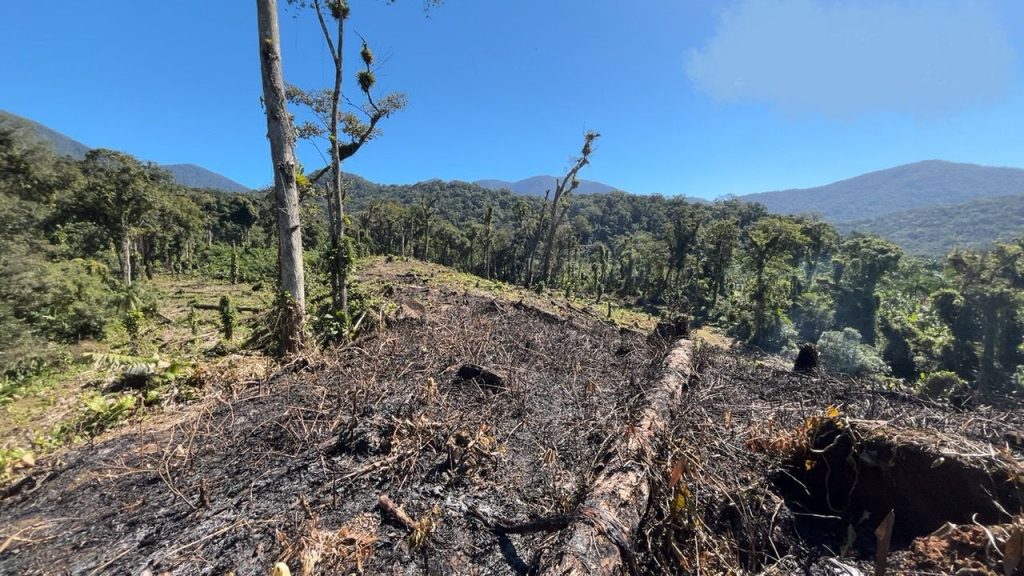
[
  {"left": 540, "top": 192, "right": 562, "bottom": 285},
  {"left": 120, "top": 233, "right": 132, "bottom": 287},
  {"left": 312, "top": 0, "right": 348, "bottom": 318},
  {"left": 539, "top": 132, "right": 599, "bottom": 286},
  {"left": 257, "top": 0, "right": 306, "bottom": 354}
]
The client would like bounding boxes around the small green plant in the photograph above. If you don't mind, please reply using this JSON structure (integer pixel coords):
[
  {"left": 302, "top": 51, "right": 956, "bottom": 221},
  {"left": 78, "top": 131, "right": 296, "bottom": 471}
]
[
  {"left": 918, "top": 371, "right": 966, "bottom": 400},
  {"left": 58, "top": 392, "right": 138, "bottom": 441},
  {"left": 188, "top": 305, "right": 200, "bottom": 338},
  {"left": 0, "top": 447, "right": 33, "bottom": 481},
  {"left": 219, "top": 295, "right": 235, "bottom": 341},
  {"left": 122, "top": 309, "right": 145, "bottom": 340}
]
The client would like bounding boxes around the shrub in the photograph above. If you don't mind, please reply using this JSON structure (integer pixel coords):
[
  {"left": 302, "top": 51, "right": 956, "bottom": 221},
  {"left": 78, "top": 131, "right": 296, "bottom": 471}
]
[
  {"left": 58, "top": 392, "right": 138, "bottom": 440},
  {"left": 1, "top": 254, "right": 115, "bottom": 343},
  {"left": 918, "top": 371, "right": 966, "bottom": 400},
  {"left": 817, "top": 328, "right": 888, "bottom": 377}
]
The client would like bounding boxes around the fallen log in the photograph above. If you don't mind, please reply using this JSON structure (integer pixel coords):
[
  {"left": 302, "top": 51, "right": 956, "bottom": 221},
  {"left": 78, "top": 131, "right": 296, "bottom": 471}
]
[
  {"left": 513, "top": 300, "right": 566, "bottom": 324},
  {"left": 539, "top": 339, "right": 694, "bottom": 576}
]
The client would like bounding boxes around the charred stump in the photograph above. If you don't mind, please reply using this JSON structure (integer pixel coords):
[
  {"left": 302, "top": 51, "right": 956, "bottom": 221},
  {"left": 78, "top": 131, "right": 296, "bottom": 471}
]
[
  {"left": 455, "top": 363, "right": 508, "bottom": 392},
  {"left": 648, "top": 315, "right": 689, "bottom": 345},
  {"left": 793, "top": 343, "right": 820, "bottom": 374}
]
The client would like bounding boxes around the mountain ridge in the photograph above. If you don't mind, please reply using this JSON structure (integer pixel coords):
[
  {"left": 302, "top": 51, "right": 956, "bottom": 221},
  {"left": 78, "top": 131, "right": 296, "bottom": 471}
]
[
  {"left": 475, "top": 175, "right": 619, "bottom": 196},
  {"left": 0, "top": 110, "right": 250, "bottom": 193},
  {"left": 741, "top": 160, "right": 1024, "bottom": 223}
]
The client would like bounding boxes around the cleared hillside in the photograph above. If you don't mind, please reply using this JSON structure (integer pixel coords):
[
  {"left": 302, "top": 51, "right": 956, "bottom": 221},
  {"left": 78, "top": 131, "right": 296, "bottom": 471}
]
[{"left": 3, "top": 259, "right": 1024, "bottom": 575}]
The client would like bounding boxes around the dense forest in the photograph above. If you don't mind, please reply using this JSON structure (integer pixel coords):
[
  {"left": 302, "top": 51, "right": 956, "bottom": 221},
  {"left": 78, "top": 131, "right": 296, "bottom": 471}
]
[{"left": 3, "top": 116, "right": 1023, "bottom": 408}]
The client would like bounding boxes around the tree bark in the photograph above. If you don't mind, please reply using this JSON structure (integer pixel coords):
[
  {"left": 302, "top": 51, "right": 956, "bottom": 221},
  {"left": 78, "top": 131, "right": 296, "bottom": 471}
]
[
  {"left": 257, "top": 0, "right": 306, "bottom": 354},
  {"left": 120, "top": 233, "right": 132, "bottom": 287},
  {"left": 540, "top": 339, "right": 694, "bottom": 576}
]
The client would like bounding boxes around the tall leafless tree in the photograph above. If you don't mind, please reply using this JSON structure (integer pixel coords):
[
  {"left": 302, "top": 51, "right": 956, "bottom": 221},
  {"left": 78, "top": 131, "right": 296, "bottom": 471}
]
[
  {"left": 257, "top": 0, "right": 306, "bottom": 354},
  {"left": 539, "top": 131, "right": 600, "bottom": 286}
]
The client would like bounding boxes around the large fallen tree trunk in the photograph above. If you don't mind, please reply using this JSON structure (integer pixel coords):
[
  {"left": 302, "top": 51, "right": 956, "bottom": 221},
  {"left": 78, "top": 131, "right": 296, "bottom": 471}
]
[{"left": 540, "top": 339, "right": 694, "bottom": 576}]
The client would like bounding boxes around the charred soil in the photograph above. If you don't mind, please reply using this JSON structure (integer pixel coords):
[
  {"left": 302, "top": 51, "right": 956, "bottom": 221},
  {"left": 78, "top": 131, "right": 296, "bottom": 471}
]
[{"left": 3, "top": 260, "right": 1024, "bottom": 575}]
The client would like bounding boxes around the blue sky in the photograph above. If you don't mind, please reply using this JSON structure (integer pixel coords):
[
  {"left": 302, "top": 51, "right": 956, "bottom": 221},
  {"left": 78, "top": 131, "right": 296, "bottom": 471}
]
[{"left": 2, "top": 0, "right": 1022, "bottom": 199}]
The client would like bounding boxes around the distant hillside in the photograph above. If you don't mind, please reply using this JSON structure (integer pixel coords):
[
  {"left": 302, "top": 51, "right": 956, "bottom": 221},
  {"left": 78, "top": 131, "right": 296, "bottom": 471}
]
[
  {"left": 162, "top": 164, "right": 250, "bottom": 193},
  {"left": 0, "top": 110, "right": 90, "bottom": 159},
  {"left": 475, "top": 175, "right": 618, "bottom": 196},
  {"left": 842, "top": 194, "right": 1024, "bottom": 257},
  {"left": 743, "top": 160, "right": 1024, "bottom": 223},
  {"left": 1, "top": 110, "right": 249, "bottom": 193}
]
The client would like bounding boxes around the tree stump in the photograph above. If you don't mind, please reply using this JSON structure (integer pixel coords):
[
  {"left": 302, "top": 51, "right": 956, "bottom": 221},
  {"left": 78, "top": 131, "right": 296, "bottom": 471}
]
[
  {"left": 793, "top": 343, "right": 820, "bottom": 374},
  {"left": 648, "top": 315, "right": 690, "bottom": 345}
]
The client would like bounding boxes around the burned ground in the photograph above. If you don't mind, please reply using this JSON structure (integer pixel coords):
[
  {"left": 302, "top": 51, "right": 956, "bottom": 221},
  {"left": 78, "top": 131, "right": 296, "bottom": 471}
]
[
  {"left": 4, "top": 260, "right": 1024, "bottom": 575},
  {"left": 0, "top": 263, "right": 659, "bottom": 575}
]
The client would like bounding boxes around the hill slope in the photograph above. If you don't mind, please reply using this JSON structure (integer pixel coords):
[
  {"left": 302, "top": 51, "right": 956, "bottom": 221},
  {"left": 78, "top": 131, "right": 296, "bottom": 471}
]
[
  {"left": 743, "top": 160, "right": 1024, "bottom": 223},
  {"left": 162, "top": 163, "right": 250, "bottom": 193},
  {"left": 2, "top": 259, "right": 1021, "bottom": 575},
  {"left": 1, "top": 110, "right": 250, "bottom": 192},
  {"left": 0, "top": 110, "right": 91, "bottom": 159},
  {"left": 475, "top": 175, "right": 618, "bottom": 196},
  {"left": 842, "top": 194, "right": 1024, "bottom": 257}
]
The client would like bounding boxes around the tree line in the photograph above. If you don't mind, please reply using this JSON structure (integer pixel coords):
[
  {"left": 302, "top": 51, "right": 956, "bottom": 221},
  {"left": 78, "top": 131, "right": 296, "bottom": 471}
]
[
  {"left": 2, "top": 0, "right": 1021, "bottom": 403},
  {"left": 3, "top": 111, "right": 1023, "bottom": 399}
]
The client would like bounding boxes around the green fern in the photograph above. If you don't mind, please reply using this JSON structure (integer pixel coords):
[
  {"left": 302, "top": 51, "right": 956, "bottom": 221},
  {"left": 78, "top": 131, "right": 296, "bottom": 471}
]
[{"left": 83, "top": 351, "right": 159, "bottom": 374}]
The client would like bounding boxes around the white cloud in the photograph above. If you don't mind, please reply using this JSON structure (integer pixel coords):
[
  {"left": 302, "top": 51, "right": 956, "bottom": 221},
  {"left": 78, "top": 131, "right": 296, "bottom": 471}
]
[{"left": 687, "top": 0, "right": 1016, "bottom": 119}]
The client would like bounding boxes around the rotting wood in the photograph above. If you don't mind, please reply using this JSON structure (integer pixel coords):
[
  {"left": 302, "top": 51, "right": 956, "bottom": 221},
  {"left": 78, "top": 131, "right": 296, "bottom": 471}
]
[
  {"left": 539, "top": 339, "right": 694, "bottom": 576},
  {"left": 468, "top": 504, "right": 575, "bottom": 535},
  {"left": 192, "top": 303, "right": 262, "bottom": 313}
]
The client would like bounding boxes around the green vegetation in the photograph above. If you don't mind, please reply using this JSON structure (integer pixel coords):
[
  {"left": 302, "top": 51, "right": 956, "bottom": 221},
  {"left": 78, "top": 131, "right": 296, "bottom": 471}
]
[
  {"left": 844, "top": 194, "right": 1024, "bottom": 257},
  {"left": 4, "top": 97, "right": 1024, "bottom": 471}
]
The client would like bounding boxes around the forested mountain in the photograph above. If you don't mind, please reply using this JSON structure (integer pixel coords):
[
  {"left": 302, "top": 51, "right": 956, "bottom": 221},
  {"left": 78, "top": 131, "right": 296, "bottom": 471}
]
[
  {"left": 743, "top": 160, "right": 1024, "bottom": 223},
  {"left": 475, "top": 175, "right": 618, "bottom": 196},
  {"left": 161, "top": 164, "right": 250, "bottom": 193},
  {"left": 0, "top": 110, "right": 90, "bottom": 159},
  {"left": 0, "top": 110, "right": 250, "bottom": 193},
  {"left": 843, "top": 194, "right": 1024, "bottom": 257}
]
